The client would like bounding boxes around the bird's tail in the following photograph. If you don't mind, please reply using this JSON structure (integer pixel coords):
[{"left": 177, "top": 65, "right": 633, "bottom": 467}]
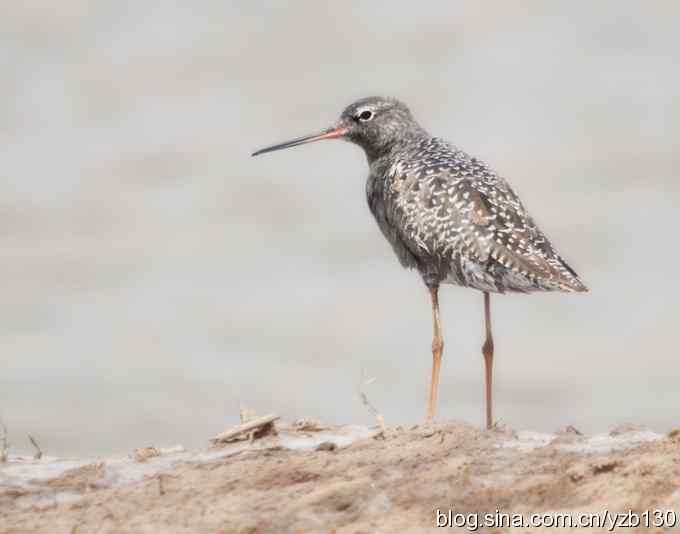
[{"left": 550, "top": 256, "right": 588, "bottom": 293}]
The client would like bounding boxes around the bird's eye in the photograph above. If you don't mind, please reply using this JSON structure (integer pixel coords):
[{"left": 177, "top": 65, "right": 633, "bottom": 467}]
[{"left": 357, "top": 110, "right": 374, "bottom": 122}]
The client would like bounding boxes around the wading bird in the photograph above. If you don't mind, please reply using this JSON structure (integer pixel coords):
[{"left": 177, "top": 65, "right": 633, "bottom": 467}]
[{"left": 252, "top": 96, "right": 587, "bottom": 428}]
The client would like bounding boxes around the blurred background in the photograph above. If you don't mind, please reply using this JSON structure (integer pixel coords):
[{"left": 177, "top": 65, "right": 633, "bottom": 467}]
[{"left": 1, "top": 2, "right": 678, "bottom": 456}]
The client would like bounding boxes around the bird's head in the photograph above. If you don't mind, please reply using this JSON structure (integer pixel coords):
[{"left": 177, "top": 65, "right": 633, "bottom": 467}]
[{"left": 252, "top": 96, "right": 424, "bottom": 161}]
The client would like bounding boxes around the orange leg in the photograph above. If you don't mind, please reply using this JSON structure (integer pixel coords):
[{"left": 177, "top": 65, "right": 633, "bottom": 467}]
[
  {"left": 482, "top": 291, "right": 495, "bottom": 429},
  {"left": 425, "top": 285, "right": 444, "bottom": 424}
]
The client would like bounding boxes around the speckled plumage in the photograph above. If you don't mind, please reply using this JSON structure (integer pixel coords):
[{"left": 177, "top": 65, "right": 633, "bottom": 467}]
[{"left": 345, "top": 98, "right": 588, "bottom": 294}]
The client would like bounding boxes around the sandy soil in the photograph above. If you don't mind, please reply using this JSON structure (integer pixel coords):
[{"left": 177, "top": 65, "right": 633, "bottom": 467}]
[{"left": 1, "top": 421, "right": 680, "bottom": 533}]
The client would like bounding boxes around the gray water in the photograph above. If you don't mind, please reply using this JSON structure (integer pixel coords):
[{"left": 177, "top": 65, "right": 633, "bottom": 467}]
[{"left": 2, "top": 2, "right": 679, "bottom": 456}]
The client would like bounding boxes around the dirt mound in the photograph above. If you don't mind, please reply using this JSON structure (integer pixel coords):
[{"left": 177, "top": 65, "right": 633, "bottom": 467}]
[{"left": 1, "top": 422, "right": 679, "bottom": 533}]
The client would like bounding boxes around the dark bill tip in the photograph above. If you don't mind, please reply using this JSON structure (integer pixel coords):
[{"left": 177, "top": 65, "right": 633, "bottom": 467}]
[{"left": 251, "top": 127, "right": 348, "bottom": 157}]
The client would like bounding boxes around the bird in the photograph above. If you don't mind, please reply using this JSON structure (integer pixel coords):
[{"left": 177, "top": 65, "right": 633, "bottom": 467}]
[{"left": 252, "top": 96, "right": 587, "bottom": 429}]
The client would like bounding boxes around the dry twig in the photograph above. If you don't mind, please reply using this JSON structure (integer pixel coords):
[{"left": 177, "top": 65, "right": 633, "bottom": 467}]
[
  {"left": 0, "top": 417, "right": 8, "bottom": 463},
  {"left": 359, "top": 373, "right": 386, "bottom": 435},
  {"left": 211, "top": 414, "right": 279, "bottom": 444},
  {"left": 28, "top": 434, "right": 43, "bottom": 460}
]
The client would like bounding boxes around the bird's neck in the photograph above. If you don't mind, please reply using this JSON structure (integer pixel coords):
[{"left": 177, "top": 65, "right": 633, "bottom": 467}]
[{"left": 363, "top": 127, "right": 429, "bottom": 165}]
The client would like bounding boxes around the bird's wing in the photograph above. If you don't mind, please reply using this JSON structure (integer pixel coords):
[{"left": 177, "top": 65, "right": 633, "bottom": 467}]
[{"left": 386, "top": 138, "right": 587, "bottom": 292}]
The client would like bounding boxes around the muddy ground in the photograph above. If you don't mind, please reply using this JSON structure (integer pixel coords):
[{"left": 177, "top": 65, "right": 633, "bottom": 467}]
[{"left": 1, "top": 421, "right": 680, "bottom": 533}]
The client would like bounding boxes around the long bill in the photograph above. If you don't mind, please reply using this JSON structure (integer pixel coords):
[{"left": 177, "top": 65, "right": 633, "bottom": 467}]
[{"left": 251, "top": 126, "right": 348, "bottom": 157}]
